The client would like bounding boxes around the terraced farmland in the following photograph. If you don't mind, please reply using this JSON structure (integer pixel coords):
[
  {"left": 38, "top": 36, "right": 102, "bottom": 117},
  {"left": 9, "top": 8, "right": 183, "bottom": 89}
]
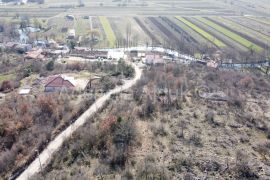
[
  {"left": 175, "top": 16, "right": 226, "bottom": 48},
  {"left": 195, "top": 17, "right": 264, "bottom": 53}
]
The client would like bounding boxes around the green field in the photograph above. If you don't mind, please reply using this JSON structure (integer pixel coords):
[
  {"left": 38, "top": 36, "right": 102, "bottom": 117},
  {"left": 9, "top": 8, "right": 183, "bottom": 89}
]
[
  {"left": 175, "top": 16, "right": 226, "bottom": 48},
  {"left": 195, "top": 17, "right": 264, "bottom": 53},
  {"left": 99, "top": 16, "right": 116, "bottom": 48}
]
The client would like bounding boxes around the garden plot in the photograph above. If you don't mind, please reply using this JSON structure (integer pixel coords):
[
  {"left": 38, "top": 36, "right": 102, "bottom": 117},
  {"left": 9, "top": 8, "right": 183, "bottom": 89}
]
[{"left": 38, "top": 17, "right": 74, "bottom": 42}]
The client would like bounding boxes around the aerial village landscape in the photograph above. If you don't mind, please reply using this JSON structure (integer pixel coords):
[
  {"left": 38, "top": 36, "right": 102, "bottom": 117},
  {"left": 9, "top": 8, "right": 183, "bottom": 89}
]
[{"left": 0, "top": 0, "right": 270, "bottom": 179}]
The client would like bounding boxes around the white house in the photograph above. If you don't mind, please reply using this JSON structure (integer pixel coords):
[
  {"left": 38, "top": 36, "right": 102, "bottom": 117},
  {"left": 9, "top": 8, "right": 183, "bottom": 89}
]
[{"left": 107, "top": 49, "right": 125, "bottom": 60}]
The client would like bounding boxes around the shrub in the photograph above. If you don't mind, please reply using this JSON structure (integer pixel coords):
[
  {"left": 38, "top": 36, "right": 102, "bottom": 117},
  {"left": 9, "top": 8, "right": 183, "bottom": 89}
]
[
  {"left": 144, "top": 96, "right": 155, "bottom": 117},
  {"left": 152, "top": 124, "right": 168, "bottom": 137},
  {"left": 0, "top": 146, "right": 18, "bottom": 173},
  {"left": 189, "top": 133, "right": 203, "bottom": 147},
  {"left": 205, "top": 111, "right": 214, "bottom": 123},
  {"left": 0, "top": 80, "right": 13, "bottom": 92},
  {"left": 169, "top": 157, "right": 193, "bottom": 172},
  {"left": 133, "top": 86, "right": 143, "bottom": 102},
  {"left": 46, "top": 60, "right": 55, "bottom": 71},
  {"left": 239, "top": 76, "right": 254, "bottom": 88},
  {"left": 100, "top": 77, "right": 116, "bottom": 92},
  {"left": 122, "top": 170, "right": 134, "bottom": 180},
  {"left": 235, "top": 161, "right": 258, "bottom": 179},
  {"left": 67, "top": 63, "right": 83, "bottom": 71},
  {"left": 228, "top": 96, "right": 244, "bottom": 108}
]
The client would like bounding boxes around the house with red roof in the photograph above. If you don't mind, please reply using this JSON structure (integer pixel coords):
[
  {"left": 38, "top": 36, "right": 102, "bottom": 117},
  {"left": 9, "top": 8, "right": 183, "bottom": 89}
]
[{"left": 44, "top": 75, "right": 75, "bottom": 92}]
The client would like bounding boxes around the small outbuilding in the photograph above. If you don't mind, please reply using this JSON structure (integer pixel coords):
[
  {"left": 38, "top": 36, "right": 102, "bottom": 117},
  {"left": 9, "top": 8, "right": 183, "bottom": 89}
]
[
  {"left": 18, "top": 86, "right": 31, "bottom": 95},
  {"left": 67, "top": 29, "right": 76, "bottom": 39}
]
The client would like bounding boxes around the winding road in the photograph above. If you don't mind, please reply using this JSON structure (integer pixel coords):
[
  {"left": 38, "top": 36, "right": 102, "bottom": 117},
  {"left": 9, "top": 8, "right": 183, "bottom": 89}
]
[{"left": 17, "top": 62, "right": 142, "bottom": 180}]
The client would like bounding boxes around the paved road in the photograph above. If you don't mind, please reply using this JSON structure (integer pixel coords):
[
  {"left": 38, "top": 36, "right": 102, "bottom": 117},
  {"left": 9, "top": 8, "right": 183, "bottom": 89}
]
[{"left": 17, "top": 62, "right": 142, "bottom": 180}]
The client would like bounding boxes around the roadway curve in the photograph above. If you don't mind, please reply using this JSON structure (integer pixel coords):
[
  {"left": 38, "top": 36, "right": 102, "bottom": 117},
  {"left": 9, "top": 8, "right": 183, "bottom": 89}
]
[{"left": 17, "top": 62, "right": 142, "bottom": 180}]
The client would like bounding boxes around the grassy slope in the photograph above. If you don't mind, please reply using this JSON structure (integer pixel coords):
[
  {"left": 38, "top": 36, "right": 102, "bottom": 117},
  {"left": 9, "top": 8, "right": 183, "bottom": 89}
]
[
  {"left": 175, "top": 16, "right": 226, "bottom": 48},
  {"left": 195, "top": 17, "right": 263, "bottom": 53},
  {"left": 99, "top": 16, "right": 116, "bottom": 48}
]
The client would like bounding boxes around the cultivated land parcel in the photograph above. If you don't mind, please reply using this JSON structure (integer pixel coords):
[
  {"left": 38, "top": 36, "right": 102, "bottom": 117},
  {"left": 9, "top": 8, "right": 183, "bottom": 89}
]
[{"left": 1, "top": 0, "right": 270, "bottom": 59}]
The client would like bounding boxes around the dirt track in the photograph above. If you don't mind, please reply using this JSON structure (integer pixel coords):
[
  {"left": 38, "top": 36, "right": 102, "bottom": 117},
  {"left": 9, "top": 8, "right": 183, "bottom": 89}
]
[{"left": 16, "top": 61, "right": 142, "bottom": 180}]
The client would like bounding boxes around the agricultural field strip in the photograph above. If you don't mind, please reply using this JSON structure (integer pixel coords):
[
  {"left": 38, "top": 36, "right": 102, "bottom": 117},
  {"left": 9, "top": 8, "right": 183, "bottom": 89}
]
[
  {"left": 93, "top": 17, "right": 106, "bottom": 40},
  {"left": 187, "top": 17, "right": 249, "bottom": 52},
  {"left": 246, "top": 17, "right": 270, "bottom": 26},
  {"left": 107, "top": 18, "right": 124, "bottom": 41},
  {"left": 228, "top": 17, "right": 270, "bottom": 38},
  {"left": 75, "top": 18, "right": 90, "bottom": 36},
  {"left": 148, "top": 17, "right": 180, "bottom": 44},
  {"left": 160, "top": 17, "right": 197, "bottom": 43},
  {"left": 175, "top": 16, "right": 226, "bottom": 48},
  {"left": 195, "top": 17, "right": 264, "bottom": 53},
  {"left": 167, "top": 17, "right": 215, "bottom": 47},
  {"left": 0, "top": 7, "right": 63, "bottom": 17},
  {"left": 133, "top": 17, "right": 160, "bottom": 45},
  {"left": 210, "top": 17, "right": 270, "bottom": 48},
  {"left": 99, "top": 16, "right": 116, "bottom": 48}
]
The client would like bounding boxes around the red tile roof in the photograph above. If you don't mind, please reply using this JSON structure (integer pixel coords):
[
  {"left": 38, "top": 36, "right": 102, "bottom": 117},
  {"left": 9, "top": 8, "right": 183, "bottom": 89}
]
[{"left": 45, "top": 75, "right": 75, "bottom": 89}]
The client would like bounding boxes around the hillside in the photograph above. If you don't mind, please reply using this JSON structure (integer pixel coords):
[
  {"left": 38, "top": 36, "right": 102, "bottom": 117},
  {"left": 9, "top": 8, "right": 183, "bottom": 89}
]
[{"left": 35, "top": 63, "right": 270, "bottom": 179}]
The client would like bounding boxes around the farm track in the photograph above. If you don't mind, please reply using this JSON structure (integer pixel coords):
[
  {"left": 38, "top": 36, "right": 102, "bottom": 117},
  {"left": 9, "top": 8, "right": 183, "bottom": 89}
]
[
  {"left": 148, "top": 17, "right": 179, "bottom": 45},
  {"left": 206, "top": 17, "right": 270, "bottom": 49},
  {"left": 134, "top": 17, "right": 160, "bottom": 45},
  {"left": 159, "top": 17, "right": 197, "bottom": 43}
]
